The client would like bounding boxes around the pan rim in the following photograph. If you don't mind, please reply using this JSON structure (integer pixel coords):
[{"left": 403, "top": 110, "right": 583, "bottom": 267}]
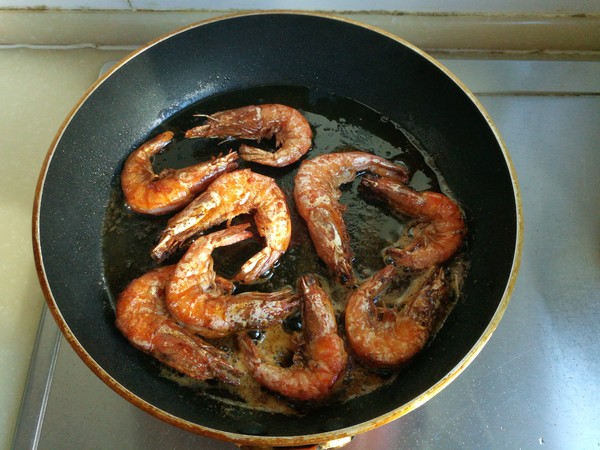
[{"left": 31, "top": 10, "right": 523, "bottom": 446}]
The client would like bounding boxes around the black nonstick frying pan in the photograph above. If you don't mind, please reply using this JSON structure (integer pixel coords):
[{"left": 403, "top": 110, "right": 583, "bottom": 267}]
[{"left": 33, "top": 11, "right": 522, "bottom": 448}]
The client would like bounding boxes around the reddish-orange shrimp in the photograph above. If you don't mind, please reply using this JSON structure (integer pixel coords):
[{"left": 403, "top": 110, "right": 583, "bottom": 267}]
[
  {"left": 361, "top": 174, "right": 466, "bottom": 269},
  {"left": 184, "top": 104, "right": 312, "bottom": 167},
  {"left": 121, "top": 131, "right": 239, "bottom": 215},
  {"left": 345, "top": 265, "right": 449, "bottom": 368},
  {"left": 238, "top": 274, "right": 347, "bottom": 401},
  {"left": 152, "top": 169, "right": 291, "bottom": 285},
  {"left": 293, "top": 151, "right": 408, "bottom": 284},
  {"left": 115, "top": 265, "right": 241, "bottom": 385},
  {"left": 166, "top": 224, "right": 298, "bottom": 338}
]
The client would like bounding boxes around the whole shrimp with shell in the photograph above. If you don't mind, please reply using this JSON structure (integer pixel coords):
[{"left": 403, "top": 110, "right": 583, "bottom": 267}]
[
  {"left": 345, "top": 265, "right": 449, "bottom": 368},
  {"left": 361, "top": 174, "right": 466, "bottom": 269},
  {"left": 152, "top": 168, "right": 292, "bottom": 285},
  {"left": 238, "top": 274, "right": 347, "bottom": 401},
  {"left": 120, "top": 131, "right": 239, "bottom": 215},
  {"left": 165, "top": 224, "right": 299, "bottom": 339},
  {"left": 185, "top": 104, "right": 313, "bottom": 167},
  {"left": 115, "top": 265, "right": 241, "bottom": 385},
  {"left": 293, "top": 150, "right": 408, "bottom": 285}
]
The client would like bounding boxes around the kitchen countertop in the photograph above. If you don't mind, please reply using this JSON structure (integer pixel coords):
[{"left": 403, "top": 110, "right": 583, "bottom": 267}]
[
  {"left": 1, "top": 9, "right": 599, "bottom": 450},
  {"left": 0, "top": 45, "right": 130, "bottom": 450}
]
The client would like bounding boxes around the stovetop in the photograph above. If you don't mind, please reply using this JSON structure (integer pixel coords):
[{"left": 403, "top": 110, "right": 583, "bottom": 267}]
[{"left": 13, "top": 58, "right": 600, "bottom": 449}]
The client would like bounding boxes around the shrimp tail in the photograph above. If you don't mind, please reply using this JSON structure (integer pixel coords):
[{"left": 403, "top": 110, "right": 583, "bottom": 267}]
[
  {"left": 151, "top": 192, "right": 220, "bottom": 261},
  {"left": 360, "top": 174, "right": 420, "bottom": 214},
  {"left": 210, "top": 150, "right": 240, "bottom": 175},
  {"left": 151, "top": 231, "right": 178, "bottom": 262},
  {"left": 237, "top": 144, "right": 278, "bottom": 165},
  {"left": 233, "top": 247, "right": 283, "bottom": 284},
  {"left": 405, "top": 268, "right": 449, "bottom": 328},
  {"left": 208, "top": 223, "right": 254, "bottom": 247},
  {"left": 238, "top": 142, "right": 307, "bottom": 167},
  {"left": 140, "top": 130, "right": 174, "bottom": 158}
]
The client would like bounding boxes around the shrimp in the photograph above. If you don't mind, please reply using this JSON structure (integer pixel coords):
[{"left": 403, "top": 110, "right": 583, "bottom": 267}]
[
  {"left": 121, "top": 131, "right": 239, "bottom": 215},
  {"left": 115, "top": 265, "right": 241, "bottom": 385},
  {"left": 166, "top": 224, "right": 299, "bottom": 338},
  {"left": 151, "top": 169, "right": 291, "bottom": 285},
  {"left": 184, "top": 104, "right": 312, "bottom": 167},
  {"left": 345, "top": 265, "right": 449, "bottom": 368},
  {"left": 238, "top": 274, "right": 347, "bottom": 401},
  {"left": 360, "top": 174, "right": 466, "bottom": 269},
  {"left": 293, "top": 151, "right": 408, "bottom": 285}
]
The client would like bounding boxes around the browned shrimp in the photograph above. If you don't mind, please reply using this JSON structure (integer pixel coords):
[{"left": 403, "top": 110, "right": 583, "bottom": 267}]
[
  {"left": 361, "top": 174, "right": 466, "bottom": 269},
  {"left": 345, "top": 265, "right": 449, "bottom": 368},
  {"left": 293, "top": 151, "right": 408, "bottom": 284},
  {"left": 115, "top": 265, "right": 241, "bottom": 385},
  {"left": 121, "top": 131, "right": 239, "bottom": 215},
  {"left": 184, "top": 104, "right": 312, "bottom": 167},
  {"left": 152, "top": 169, "right": 291, "bottom": 284},
  {"left": 166, "top": 224, "right": 298, "bottom": 338},
  {"left": 238, "top": 274, "right": 347, "bottom": 401}
]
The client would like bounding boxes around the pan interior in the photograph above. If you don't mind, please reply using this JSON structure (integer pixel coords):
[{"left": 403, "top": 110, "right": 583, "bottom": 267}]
[
  {"left": 37, "top": 12, "right": 518, "bottom": 440},
  {"left": 102, "top": 84, "right": 461, "bottom": 422}
]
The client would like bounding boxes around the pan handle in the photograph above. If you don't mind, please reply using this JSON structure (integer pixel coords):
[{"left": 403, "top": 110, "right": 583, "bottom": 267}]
[
  {"left": 238, "top": 436, "right": 353, "bottom": 450},
  {"left": 240, "top": 446, "right": 318, "bottom": 450}
]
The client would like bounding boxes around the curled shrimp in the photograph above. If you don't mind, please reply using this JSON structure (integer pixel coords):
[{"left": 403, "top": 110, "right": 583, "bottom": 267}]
[
  {"left": 345, "top": 265, "right": 449, "bottom": 368},
  {"left": 166, "top": 224, "right": 299, "bottom": 338},
  {"left": 115, "top": 265, "right": 241, "bottom": 385},
  {"left": 121, "top": 131, "right": 239, "bottom": 215},
  {"left": 361, "top": 174, "right": 466, "bottom": 269},
  {"left": 152, "top": 169, "right": 291, "bottom": 284},
  {"left": 184, "top": 104, "right": 312, "bottom": 167},
  {"left": 293, "top": 151, "right": 408, "bottom": 284},
  {"left": 238, "top": 274, "right": 347, "bottom": 401}
]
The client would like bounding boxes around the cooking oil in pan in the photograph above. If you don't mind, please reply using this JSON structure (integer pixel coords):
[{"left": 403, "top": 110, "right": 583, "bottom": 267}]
[{"left": 102, "top": 85, "right": 466, "bottom": 413}]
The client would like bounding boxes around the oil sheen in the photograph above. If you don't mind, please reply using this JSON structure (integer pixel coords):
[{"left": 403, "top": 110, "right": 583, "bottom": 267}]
[{"left": 102, "top": 85, "right": 465, "bottom": 414}]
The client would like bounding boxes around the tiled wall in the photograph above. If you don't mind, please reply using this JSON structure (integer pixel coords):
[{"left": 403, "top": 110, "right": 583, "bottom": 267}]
[{"left": 0, "top": 0, "right": 597, "bottom": 13}]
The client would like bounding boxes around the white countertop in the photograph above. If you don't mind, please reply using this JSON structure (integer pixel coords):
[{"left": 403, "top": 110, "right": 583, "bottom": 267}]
[
  {"left": 0, "top": 44, "right": 131, "bottom": 450},
  {"left": 1, "top": 9, "right": 599, "bottom": 450}
]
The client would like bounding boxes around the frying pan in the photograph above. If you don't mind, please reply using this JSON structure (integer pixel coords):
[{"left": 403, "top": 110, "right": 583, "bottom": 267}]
[{"left": 33, "top": 11, "right": 522, "bottom": 448}]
